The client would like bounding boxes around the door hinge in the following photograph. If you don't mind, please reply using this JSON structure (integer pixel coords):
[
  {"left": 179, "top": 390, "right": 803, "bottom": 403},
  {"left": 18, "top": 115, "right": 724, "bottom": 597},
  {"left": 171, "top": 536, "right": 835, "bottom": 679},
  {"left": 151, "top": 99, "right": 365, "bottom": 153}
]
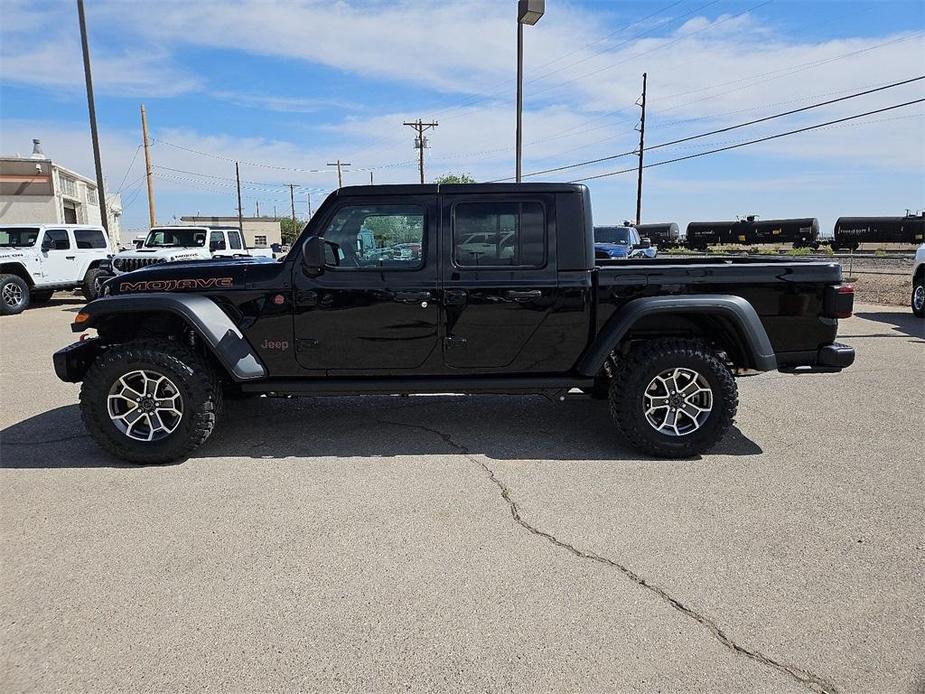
[
  {"left": 297, "top": 338, "right": 319, "bottom": 352},
  {"left": 444, "top": 336, "right": 467, "bottom": 348}
]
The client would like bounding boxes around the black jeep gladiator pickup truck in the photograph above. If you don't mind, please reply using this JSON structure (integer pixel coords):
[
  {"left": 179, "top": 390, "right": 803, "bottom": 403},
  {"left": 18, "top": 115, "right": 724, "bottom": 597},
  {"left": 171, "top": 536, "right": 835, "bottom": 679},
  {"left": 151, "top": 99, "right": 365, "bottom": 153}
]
[{"left": 54, "top": 183, "right": 855, "bottom": 463}]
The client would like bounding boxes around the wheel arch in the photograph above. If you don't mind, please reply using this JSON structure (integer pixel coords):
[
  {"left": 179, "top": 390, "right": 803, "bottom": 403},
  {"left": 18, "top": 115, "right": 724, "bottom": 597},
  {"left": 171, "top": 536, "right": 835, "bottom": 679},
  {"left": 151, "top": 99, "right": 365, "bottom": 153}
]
[
  {"left": 578, "top": 294, "right": 777, "bottom": 376},
  {"left": 0, "top": 262, "right": 34, "bottom": 287},
  {"left": 74, "top": 294, "right": 266, "bottom": 382}
]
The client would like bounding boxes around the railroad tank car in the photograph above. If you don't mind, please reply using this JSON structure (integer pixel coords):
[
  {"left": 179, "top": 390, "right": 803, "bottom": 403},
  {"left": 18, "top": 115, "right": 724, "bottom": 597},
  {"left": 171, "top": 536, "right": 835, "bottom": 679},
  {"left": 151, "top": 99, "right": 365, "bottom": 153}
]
[
  {"left": 685, "top": 216, "right": 819, "bottom": 249},
  {"left": 832, "top": 213, "right": 925, "bottom": 251},
  {"left": 634, "top": 222, "right": 680, "bottom": 247}
]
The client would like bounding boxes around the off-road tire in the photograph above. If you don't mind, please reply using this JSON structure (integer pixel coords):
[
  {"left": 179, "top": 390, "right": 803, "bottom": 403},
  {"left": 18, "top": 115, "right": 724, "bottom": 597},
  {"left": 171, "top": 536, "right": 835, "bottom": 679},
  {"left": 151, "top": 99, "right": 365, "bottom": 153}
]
[
  {"left": 80, "top": 339, "right": 222, "bottom": 464},
  {"left": 0, "top": 274, "right": 30, "bottom": 315},
  {"left": 30, "top": 290, "right": 54, "bottom": 304},
  {"left": 609, "top": 338, "right": 738, "bottom": 458},
  {"left": 82, "top": 268, "right": 106, "bottom": 301},
  {"left": 912, "top": 275, "right": 925, "bottom": 318}
]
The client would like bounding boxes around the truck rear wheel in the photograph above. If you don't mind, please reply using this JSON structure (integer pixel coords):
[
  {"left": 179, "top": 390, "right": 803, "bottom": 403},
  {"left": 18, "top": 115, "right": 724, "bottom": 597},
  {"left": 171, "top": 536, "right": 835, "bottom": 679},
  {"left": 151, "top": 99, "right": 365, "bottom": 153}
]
[
  {"left": 609, "top": 338, "right": 737, "bottom": 458},
  {"left": 912, "top": 276, "right": 925, "bottom": 318},
  {"left": 0, "top": 274, "right": 29, "bottom": 315},
  {"left": 79, "top": 339, "right": 222, "bottom": 464},
  {"left": 82, "top": 268, "right": 106, "bottom": 301}
]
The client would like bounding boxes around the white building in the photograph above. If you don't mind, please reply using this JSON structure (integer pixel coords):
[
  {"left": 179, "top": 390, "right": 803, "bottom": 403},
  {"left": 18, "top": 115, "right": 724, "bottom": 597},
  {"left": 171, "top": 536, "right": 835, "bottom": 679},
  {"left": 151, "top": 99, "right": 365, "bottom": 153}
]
[{"left": 0, "top": 139, "right": 122, "bottom": 245}]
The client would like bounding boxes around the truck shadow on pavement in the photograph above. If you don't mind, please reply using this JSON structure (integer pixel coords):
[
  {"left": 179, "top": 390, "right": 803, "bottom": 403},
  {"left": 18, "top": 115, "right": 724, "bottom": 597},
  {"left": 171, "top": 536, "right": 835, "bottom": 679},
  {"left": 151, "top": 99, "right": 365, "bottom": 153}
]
[
  {"left": 851, "top": 311, "right": 924, "bottom": 340},
  {"left": 1, "top": 395, "right": 762, "bottom": 468}
]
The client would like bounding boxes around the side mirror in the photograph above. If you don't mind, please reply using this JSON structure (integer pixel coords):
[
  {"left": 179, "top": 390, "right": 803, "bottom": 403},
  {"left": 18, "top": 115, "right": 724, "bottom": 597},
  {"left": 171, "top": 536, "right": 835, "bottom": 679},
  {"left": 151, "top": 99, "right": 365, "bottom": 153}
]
[
  {"left": 210, "top": 240, "right": 225, "bottom": 252},
  {"left": 41, "top": 237, "right": 53, "bottom": 252},
  {"left": 301, "top": 235, "right": 328, "bottom": 275},
  {"left": 639, "top": 237, "right": 652, "bottom": 249}
]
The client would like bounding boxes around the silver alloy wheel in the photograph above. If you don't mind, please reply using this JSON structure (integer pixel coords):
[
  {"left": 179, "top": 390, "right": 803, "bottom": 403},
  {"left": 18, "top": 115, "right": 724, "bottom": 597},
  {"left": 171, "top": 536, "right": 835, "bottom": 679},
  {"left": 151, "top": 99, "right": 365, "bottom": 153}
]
[
  {"left": 914, "top": 285, "right": 925, "bottom": 312},
  {"left": 2, "top": 281, "right": 23, "bottom": 307},
  {"left": 643, "top": 367, "right": 713, "bottom": 437},
  {"left": 107, "top": 370, "right": 184, "bottom": 442}
]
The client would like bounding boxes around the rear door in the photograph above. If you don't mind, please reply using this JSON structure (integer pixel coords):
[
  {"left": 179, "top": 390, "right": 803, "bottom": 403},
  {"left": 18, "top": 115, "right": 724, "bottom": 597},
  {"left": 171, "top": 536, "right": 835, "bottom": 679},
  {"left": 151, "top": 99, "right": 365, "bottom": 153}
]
[{"left": 440, "top": 193, "right": 559, "bottom": 370}]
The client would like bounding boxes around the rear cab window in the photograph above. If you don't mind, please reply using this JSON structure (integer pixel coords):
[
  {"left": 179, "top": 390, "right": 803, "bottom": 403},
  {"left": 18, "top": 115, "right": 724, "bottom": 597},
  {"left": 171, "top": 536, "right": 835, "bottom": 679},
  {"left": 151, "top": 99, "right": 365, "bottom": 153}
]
[{"left": 227, "top": 231, "right": 243, "bottom": 250}]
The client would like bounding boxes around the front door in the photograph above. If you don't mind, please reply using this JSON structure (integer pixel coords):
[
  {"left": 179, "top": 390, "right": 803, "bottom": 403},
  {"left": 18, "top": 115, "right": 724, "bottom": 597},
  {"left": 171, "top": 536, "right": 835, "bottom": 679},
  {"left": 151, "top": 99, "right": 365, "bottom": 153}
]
[
  {"left": 292, "top": 196, "right": 440, "bottom": 373},
  {"left": 440, "top": 195, "right": 559, "bottom": 370},
  {"left": 40, "top": 229, "right": 76, "bottom": 283}
]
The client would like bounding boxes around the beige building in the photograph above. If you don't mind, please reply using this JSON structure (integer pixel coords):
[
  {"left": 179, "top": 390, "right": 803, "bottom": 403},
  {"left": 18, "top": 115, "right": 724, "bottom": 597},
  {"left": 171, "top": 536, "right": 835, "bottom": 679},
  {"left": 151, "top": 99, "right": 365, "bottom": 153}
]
[
  {"left": 180, "top": 216, "right": 282, "bottom": 248},
  {"left": 0, "top": 139, "right": 122, "bottom": 244}
]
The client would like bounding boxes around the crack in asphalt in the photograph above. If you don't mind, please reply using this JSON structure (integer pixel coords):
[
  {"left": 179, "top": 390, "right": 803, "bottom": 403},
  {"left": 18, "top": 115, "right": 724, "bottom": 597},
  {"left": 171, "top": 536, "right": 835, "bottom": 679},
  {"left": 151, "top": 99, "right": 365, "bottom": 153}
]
[
  {"left": 2, "top": 433, "right": 90, "bottom": 446},
  {"left": 373, "top": 415, "right": 839, "bottom": 694}
]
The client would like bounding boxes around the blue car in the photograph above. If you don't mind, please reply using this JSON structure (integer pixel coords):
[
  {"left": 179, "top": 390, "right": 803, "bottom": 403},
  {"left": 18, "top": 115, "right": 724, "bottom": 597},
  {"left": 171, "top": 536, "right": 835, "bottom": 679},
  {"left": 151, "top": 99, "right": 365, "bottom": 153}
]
[{"left": 594, "top": 225, "right": 657, "bottom": 259}]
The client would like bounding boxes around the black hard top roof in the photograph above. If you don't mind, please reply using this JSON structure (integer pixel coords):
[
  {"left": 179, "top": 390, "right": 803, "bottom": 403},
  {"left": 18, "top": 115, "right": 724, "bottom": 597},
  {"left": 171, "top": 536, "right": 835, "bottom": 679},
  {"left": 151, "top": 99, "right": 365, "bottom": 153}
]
[{"left": 335, "top": 182, "right": 587, "bottom": 197}]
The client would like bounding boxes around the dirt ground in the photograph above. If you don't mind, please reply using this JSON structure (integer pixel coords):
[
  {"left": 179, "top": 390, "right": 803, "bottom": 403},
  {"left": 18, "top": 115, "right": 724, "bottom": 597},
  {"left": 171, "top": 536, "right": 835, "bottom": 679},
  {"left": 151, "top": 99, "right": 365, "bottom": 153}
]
[{"left": 834, "top": 257, "right": 912, "bottom": 307}]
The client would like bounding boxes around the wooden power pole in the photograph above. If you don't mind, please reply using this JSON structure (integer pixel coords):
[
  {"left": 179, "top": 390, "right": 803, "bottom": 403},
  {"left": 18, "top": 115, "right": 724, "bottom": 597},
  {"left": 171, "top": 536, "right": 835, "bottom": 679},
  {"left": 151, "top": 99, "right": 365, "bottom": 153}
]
[
  {"left": 288, "top": 184, "right": 297, "bottom": 227},
  {"left": 403, "top": 119, "right": 438, "bottom": 184},
  {"left": 140, "top": 104, "right": 156, "bottom": 227},
  {"left": 327, "top": 160, "right": 350, "bottom": 188},
  {"left": 235, "top": 161, "right": 243, "bottom": 233},
  {"left": 635, "top": 72, "right": 647, "bottom": 226},
  {"left": 307, "top": 192, "right": 312, "bottom": 219}
]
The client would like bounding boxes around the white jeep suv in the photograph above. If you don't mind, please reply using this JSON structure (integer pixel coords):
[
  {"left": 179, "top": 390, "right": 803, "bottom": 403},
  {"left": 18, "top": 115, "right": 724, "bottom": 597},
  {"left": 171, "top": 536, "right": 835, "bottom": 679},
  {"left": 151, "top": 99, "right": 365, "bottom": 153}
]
[{"left": 0, "top": 224, "right": 113, "bottom": 315}]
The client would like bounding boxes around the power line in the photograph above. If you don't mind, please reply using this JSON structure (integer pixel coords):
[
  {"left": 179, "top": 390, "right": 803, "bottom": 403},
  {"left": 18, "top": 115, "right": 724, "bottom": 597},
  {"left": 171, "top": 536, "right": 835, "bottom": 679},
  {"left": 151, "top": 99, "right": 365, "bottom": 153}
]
[
  {"left": 498, "top": 75, "right": 924, "bottom": 180},
  {"left": 115, "top": 145, "right": 142, "bottom": 193},
  {"left": 571, "top": 98, "right": 925, "bottom": 182}
]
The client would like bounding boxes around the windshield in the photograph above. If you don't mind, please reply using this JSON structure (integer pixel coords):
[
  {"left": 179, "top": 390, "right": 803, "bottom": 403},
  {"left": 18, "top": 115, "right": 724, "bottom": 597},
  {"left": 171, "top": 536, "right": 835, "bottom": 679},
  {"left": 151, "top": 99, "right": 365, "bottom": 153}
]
[
  {"left": 0, "top": 227, "right": 40, "bottom": 247},
  {"left": 144, "top": 228, "right": 207, "bottom": 248},
  {"left": 594, "top": 227, "right": 632, "bottom": 245}
]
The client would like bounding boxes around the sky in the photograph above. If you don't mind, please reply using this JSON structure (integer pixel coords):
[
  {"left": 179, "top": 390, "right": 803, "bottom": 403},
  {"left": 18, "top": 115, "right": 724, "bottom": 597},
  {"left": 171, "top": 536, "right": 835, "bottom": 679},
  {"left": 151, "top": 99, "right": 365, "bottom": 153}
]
[{"left": 1, "top": 0, "right": 923, "bottom": 235}]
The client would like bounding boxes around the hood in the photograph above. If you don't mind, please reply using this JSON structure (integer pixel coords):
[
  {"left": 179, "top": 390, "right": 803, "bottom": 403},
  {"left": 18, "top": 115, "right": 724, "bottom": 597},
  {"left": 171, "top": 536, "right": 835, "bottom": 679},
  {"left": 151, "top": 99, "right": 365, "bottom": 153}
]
[
  {"left": 115, "top": 247, "right": 207, "bottom": 260},
  {"left": 594, "top": 242, "right": 630, "bottom": 258},
  {"left": 105, "top": 255, "right": 277, "bottom": 296}
]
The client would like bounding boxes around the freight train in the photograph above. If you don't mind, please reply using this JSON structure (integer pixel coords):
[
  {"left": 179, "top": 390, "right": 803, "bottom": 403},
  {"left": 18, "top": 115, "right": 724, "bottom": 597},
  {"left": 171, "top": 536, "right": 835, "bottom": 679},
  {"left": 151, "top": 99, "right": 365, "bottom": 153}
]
[
  {"left": 684, "top": 216, "right": 819, "bottom": 250},
  {"left": 831, "top": 212, "right": 924, "bottom": 251},
  {"left": 634, "top": 222, "right": 681, "bottom": 248}
]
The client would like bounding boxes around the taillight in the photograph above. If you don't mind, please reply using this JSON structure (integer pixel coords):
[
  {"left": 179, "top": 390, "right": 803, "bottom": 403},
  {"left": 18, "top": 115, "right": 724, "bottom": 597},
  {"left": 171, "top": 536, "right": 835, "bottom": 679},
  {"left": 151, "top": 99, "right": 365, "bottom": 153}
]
[
  {"left": 835, "top": 285, "right": 854, "bottom": 318},
  {"left": 823, "top": 284, "right": 854, "bottom": 319}
]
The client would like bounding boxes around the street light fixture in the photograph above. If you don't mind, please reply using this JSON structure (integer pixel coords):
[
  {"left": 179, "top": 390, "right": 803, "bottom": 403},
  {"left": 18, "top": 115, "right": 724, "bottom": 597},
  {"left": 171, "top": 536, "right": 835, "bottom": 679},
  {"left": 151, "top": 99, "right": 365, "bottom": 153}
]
[{"left": 516, "top": 0, "right": 544, "bottom": 183}]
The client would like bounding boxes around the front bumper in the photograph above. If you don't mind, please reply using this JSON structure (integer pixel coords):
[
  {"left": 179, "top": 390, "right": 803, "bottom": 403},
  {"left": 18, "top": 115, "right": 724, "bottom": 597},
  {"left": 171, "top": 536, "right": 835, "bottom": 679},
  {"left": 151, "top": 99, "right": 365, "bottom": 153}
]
[{"left": 53, "top": 337, "right": 103, "bottom": 382}]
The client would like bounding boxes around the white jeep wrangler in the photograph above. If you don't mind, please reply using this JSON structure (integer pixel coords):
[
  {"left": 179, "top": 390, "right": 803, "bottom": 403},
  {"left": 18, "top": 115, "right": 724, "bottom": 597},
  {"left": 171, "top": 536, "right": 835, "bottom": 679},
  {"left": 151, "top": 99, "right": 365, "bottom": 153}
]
[
  {"left": 0, "top": 224, "right": 113, "bottom": 315},
  {"left": 108, "top": 226, "right": 273, "bottom": 276}
]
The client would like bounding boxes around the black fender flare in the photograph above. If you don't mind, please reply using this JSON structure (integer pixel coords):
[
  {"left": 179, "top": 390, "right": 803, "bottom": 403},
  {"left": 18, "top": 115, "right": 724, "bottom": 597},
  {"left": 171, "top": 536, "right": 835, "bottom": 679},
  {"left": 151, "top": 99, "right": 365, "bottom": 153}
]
[
  {"left": 73, "top": 293, "right": 266, "bottom": 381},
  {"left": 577, "top": 294, "right": 777, "bottom": 376}
]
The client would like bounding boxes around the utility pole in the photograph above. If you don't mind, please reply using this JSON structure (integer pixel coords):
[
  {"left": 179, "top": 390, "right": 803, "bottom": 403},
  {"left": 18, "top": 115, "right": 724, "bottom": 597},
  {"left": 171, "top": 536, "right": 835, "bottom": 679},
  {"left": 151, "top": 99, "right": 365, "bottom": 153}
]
[
  {"left": 77, "top": 0, "right": 108, "bottom": 233},
  {"left": 635, "top": 72, "right": 647, "bottom": 226},
  {"left": 288, "top": 184, "right": 297, "bottom": 227},
  {"left": 235, "top": 161, "right": 244, "bottom": 233},
  {"left": 403, "top": 119, "right": 438, "bottom": 184},
  {"left": 369, "top": 171, "right": 374, "bottom": 185},
  {"left": 140, "top": 104, "right": 155, "bottom": 227},
  {"left": 256, "top": 200, "right": 260, "bottom": 217},
  {"left": 327, "top": 159, "right": 350, "bottom": 188},
  {"left": 307, "top": 192, "right": 312, "bottom": 219}
]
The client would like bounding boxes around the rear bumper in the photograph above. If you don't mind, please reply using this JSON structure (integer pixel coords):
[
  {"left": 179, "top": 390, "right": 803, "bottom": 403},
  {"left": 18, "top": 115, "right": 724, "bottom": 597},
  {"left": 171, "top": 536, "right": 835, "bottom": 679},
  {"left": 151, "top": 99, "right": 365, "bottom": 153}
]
[
  {"left": 53, "top": 338, "right": 102, "bottom": 383},
  {"left": 779, "top": 342, "right": 855, "bottom": 374}
]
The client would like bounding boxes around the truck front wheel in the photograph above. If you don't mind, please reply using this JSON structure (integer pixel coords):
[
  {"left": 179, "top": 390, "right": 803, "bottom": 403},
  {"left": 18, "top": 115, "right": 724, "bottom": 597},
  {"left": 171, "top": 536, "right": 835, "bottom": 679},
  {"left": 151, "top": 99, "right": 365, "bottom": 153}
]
[
  {"left": 912, "top": 276, "right": 925, "bottom": 318},
  {"left": 0, "top": 274, "right": 30, "bottom": 315},
  {"left": 609, "top": 339, "right": 738, "bottom": 458},
  {"left": 79, "top": 339, "right": 222, "bottom": 464}
]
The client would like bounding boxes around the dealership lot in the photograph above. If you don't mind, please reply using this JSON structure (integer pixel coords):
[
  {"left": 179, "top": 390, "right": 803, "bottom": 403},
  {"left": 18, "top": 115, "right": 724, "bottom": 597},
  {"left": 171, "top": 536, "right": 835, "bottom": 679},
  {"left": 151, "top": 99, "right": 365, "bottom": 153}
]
[{"left": 1, "top": 297, "right": 922, "bottom": 693}]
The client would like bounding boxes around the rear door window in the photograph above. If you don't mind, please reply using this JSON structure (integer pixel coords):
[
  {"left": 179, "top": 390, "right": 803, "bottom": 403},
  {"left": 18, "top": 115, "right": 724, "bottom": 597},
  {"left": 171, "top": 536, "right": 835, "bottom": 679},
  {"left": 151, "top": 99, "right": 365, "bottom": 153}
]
[
  {"left": 227, "top": 231, "right": 243, "bottom": 250},
  {"left": 453, "top": 201, "right": 545, "bottom": 267},
  {"left": 74, "top": 229, "right": 107, "bottom": 249}
]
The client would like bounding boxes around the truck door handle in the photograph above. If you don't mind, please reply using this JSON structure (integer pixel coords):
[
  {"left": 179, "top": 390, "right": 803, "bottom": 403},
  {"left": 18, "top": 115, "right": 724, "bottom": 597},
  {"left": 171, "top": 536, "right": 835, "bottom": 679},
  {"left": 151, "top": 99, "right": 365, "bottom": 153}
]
[
  {"left": 394, "top": 290, "right": 432, "bottom": 303},
  {"left": 65, "top": 255, "right": 75, "bottom": 260},
  {"left": 505, "top": 290, "right": 542, "bottom": 301}
]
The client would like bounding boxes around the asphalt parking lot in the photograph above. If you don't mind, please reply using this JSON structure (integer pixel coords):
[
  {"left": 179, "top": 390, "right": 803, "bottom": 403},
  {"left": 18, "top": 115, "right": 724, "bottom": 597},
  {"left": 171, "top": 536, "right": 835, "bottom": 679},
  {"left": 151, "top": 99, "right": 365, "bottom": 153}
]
[{"left": 1, "top": 296, "right": 922, "bottom": 693}]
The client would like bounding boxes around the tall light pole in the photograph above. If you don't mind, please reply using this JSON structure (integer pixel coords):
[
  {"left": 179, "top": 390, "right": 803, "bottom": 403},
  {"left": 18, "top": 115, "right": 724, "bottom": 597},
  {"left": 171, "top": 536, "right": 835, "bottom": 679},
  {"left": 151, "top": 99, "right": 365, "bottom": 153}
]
[
  {"left": 77, "top": 0, "right": 108, "bottom": 232},
  {"left": 516, "top": 0, "right": 544, "bottom": 183}
]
